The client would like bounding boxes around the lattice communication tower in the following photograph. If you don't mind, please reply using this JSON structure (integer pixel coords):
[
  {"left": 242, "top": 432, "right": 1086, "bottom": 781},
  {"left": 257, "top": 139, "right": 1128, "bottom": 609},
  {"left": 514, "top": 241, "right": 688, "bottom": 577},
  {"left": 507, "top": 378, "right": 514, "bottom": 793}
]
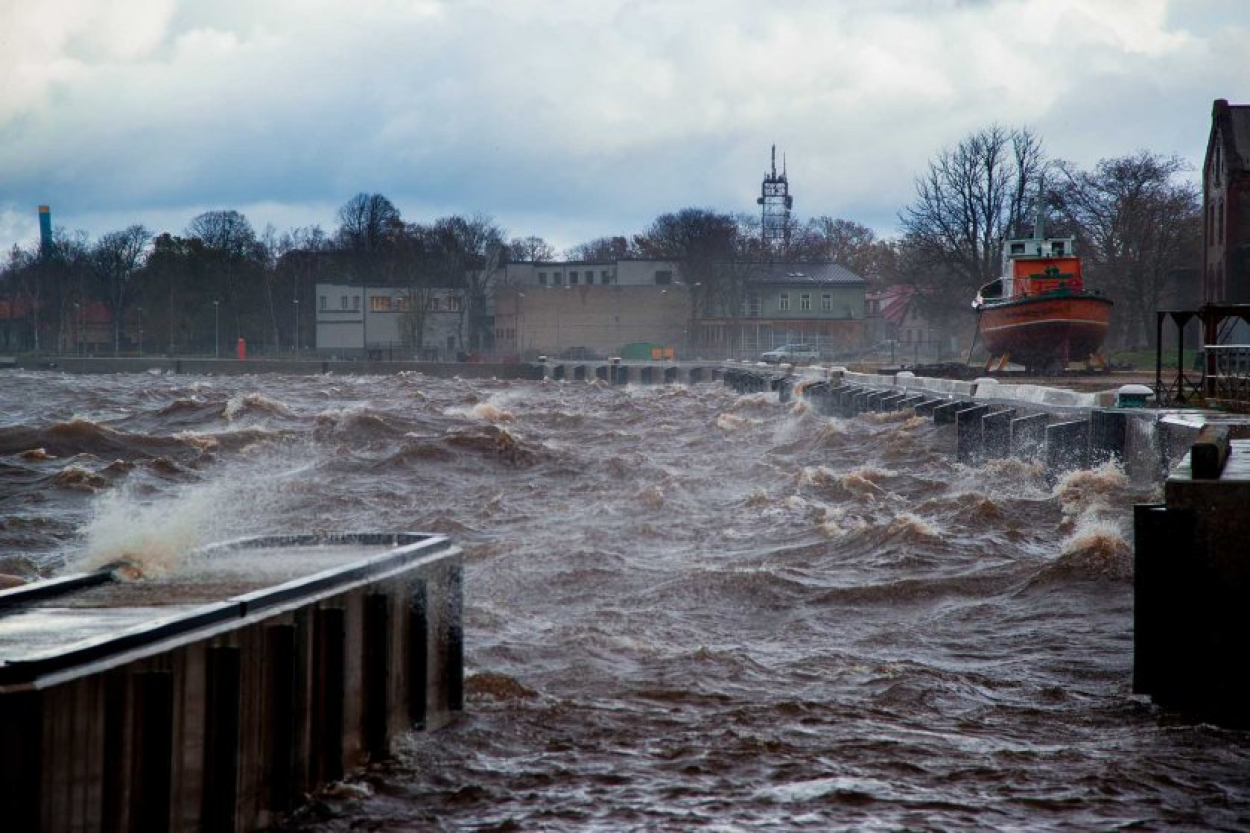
[{"left": 757, "top": 145, "right": 793, "bottom": 256}]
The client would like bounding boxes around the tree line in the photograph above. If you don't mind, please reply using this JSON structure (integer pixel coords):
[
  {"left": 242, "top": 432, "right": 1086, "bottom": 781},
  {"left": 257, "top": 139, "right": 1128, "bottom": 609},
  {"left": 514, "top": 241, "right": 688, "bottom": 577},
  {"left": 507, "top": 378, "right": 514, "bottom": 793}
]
[{"left": 1, "top": 127, "right": 1200, "bottom": 356}]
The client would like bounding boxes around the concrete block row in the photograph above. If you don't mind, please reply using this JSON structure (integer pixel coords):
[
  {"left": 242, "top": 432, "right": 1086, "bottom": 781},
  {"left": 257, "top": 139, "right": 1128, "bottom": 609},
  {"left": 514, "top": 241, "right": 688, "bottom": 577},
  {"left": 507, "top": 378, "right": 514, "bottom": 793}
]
[
  {"left": 794, "top": 381, "right": 1150, "bottom": 483},
  {"left": 544, "top": 362, "right": 709, "bottom": 385},
  {"left": 723, "top": 367, "right": 785, "bottom": 395}
]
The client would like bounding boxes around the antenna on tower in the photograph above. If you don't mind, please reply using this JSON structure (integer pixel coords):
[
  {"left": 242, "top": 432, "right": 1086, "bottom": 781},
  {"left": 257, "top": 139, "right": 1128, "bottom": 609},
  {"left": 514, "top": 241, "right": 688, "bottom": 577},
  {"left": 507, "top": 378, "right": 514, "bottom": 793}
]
[{"left": 757, "top": 145, "right": 793, "bottom": 259}]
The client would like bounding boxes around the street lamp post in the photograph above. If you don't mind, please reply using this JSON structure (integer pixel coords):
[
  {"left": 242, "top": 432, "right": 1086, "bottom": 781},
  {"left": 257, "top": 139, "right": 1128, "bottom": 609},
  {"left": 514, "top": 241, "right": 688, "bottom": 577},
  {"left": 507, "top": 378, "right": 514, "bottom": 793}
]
[{"left": 213, "top": 301, "right": 220, "bottom": 358}]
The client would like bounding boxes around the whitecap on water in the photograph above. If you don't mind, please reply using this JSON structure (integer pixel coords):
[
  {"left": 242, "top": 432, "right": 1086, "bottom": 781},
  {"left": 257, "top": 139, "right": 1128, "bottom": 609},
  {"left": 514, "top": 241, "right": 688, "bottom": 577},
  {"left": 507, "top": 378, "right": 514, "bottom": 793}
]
[
  {"left": 223, "top": 392, "right": 294, "bottom": 422},
  {"left": 716, "top": 413, "right": 752, "bottom": 431}
]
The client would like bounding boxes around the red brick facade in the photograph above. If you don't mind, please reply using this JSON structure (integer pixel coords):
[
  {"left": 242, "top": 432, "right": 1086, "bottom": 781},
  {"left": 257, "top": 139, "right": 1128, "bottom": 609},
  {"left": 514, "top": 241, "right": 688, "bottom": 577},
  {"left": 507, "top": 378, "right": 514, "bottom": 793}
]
[{"left": 1203, "top": 98, "right": 1250, "bottom": 304}]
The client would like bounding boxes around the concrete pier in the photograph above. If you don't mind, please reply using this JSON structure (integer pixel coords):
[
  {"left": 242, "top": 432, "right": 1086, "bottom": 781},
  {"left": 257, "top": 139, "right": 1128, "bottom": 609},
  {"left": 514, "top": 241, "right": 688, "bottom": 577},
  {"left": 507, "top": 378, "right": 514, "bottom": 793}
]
[
  {"left": 0, "top": 533, "right": 463, "bottom": 832},
  {"left": 1135, "top": 440, "right": 1250, "bottom": 725},
  {"left": 726, "top": 366, "right": 1250, "bottom": 488}
]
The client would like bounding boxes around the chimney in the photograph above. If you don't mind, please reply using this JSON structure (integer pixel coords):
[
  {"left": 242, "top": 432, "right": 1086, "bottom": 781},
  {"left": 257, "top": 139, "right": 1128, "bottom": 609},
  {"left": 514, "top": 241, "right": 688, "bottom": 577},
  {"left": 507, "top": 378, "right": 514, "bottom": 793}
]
[{"left": 37, "top": 206, "right": 52, "bottom": 258}]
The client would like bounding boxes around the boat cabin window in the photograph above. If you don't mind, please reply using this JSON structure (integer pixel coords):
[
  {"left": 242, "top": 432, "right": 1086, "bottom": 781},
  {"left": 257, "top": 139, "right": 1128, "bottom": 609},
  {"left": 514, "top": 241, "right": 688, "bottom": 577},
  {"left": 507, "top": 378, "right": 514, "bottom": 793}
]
[
  {"left": 1010, "top": 243, "right": 1026, "bottom": 254},
  {"left": 1051, "top": 242, "right": 1065, "bottom": 255}
]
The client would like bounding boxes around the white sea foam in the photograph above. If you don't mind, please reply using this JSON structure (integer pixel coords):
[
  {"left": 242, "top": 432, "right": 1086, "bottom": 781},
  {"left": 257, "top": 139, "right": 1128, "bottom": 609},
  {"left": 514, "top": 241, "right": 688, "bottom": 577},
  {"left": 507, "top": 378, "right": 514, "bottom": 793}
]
[{"left": 71, "top": 452, "right": 316, "bottom": 579}]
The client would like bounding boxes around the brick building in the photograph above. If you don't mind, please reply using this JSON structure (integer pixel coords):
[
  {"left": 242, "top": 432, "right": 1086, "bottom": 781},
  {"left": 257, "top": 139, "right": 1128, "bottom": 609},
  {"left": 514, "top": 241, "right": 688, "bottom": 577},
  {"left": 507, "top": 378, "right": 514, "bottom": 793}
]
[{"left": 1204, "top": 98, "right": 1250, "bottom": 305}]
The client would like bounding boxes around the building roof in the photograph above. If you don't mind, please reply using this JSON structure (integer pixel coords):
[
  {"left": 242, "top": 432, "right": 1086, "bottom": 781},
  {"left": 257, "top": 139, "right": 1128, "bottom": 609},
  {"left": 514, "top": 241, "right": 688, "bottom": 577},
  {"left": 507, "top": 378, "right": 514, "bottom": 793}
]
[
  {"left": 1210, "top": 98, "right": 1250, "bottom": 178},
  {"left": 746, "top": 261, "right": 866, "bottom": 286},
  {"left": 867, "top": 285, "right": 917, "bottom": 326}
]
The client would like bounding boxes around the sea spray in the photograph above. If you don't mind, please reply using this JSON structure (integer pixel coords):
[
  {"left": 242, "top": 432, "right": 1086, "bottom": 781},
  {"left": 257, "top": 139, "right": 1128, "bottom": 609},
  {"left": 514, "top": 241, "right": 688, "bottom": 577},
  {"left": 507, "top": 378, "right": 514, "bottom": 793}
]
[
  {"left": 73, "top": 483, "right": 215, "bottom": 577},
  {"left": 70, "top": 449, "right": 320, "bottom": 578}
]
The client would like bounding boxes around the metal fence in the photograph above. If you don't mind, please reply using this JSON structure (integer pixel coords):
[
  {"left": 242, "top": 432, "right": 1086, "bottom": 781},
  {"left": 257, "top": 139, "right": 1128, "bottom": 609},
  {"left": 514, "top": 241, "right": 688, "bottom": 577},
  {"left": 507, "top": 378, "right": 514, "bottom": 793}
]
[{"left": 1207, "top": 344, "right": 1250, "bottom": 408}]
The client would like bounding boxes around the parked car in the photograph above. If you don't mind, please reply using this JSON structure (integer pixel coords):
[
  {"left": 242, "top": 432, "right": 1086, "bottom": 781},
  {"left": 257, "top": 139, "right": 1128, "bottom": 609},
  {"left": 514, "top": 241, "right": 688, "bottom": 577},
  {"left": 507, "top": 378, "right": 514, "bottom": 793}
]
[{"left": 761, "top": 344, "right": 820, "bottom": 364}]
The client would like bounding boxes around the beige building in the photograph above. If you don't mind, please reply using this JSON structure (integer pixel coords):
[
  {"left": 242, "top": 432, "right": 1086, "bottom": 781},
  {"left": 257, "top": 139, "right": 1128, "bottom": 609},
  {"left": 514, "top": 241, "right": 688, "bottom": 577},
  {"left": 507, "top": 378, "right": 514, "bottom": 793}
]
[
  {"left": 499, "top": 258, "right": 681, "bottom": 288},
  {"left": 494, "top": 284, "right": 692, "bottom": 360}
]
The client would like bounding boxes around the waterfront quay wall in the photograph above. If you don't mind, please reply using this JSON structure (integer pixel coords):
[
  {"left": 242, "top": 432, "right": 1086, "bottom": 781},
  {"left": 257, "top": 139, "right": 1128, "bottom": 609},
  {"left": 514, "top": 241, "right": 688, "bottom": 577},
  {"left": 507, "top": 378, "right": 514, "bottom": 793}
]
[
  {"left": 7, "top": 355, "right": 728, "bottom": 385},
  {"left": 10, "top": 355, "right": 542, "bottom": 380},
  {"left": 723, "top": 363, "right": 1241, "bottom": 486},
  {"left": 0, "top": 533, "right": 463, "bottom": 833},
  {"left": 1135, "top": 438, "right": 1250, "bottom": 726}
]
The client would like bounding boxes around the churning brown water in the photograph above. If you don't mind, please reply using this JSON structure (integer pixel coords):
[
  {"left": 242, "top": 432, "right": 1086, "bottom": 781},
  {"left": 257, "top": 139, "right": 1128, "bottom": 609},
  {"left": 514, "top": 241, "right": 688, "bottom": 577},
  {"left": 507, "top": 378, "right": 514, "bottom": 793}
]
[{"left": 2, "top": 370, "right": 1248, "bottom": 832}]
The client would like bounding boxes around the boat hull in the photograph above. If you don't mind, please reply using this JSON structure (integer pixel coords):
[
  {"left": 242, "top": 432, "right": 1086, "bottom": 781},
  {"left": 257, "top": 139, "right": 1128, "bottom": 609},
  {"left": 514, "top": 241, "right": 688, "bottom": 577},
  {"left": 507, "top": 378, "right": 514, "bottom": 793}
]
[{"left": 978, "top": 293, "right": 1113, "bottom": 369}]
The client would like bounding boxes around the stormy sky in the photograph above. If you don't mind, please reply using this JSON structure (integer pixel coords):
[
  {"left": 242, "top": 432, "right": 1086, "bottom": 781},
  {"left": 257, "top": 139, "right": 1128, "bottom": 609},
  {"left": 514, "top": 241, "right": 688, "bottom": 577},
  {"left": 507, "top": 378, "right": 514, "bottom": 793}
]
[{"left": 2, "top": 0, "right": 1247, "bottom": 254}]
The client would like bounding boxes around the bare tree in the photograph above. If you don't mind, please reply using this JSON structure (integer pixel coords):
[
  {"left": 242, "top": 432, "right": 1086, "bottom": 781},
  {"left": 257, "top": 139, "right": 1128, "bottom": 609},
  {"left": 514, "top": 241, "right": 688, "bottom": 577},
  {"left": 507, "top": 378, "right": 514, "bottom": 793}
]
[
  {"left": 564, "top": 235, "right": 634, "bottom": 261},
  {"left": 90, "top": 225, "right": 150, "bottom": 354},
  {"left": 1052, "top": 151, "right": 1201, "bottom": 348},
  {"left": 336, "top": 193, "right": 401, "bottom": 253},
  {"left": 507, "top": 236, "right": 555, "bottom": 263},
  {"left": 271, "top": 226, "right": 331, "bottom": 352},
  {"left": 635, "top": 208, "right": 742, "bottom": 319},
  {"left": 792, "top": 217, "right": 895, "bottom": 283},
  {"left": 186, "top": 210, "right": 262, "bottom": 348},
  {"left": 383, "top": 223, "right": 438, "bottom": 356},
  {"left": 3, "top": 244, "right": 42, "bottom": 351},
  {"left": 429, "top": 214, "right": 507, "bottom": 353},
  {"left": 187, "top": 210, "right": 258, "bottom": 258},
  {"left": 899, "top": 125, "right": 1047, "bottom": 317}
]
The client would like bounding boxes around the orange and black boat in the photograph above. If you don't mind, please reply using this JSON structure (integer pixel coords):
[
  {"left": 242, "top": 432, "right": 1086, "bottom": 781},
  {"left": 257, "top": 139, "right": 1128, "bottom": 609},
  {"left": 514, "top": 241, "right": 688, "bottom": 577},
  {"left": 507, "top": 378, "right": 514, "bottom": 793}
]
[{"left": 973, "top": 224, "right": 1112, "bottom": 372}]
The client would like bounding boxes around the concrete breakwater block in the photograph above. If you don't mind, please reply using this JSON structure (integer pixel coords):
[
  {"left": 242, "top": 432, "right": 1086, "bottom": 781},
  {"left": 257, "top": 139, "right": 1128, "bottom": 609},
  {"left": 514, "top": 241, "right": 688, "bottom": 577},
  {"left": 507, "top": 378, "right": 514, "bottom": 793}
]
[
  {"left": 955, "top": 404, "right": 992, "bottom": 464},
  {"left": 0, "top": 533, "right": 463, "bottom": 833},
  {"left": 1010, "top": 413, "right": 1050, "bottom": 461},
  {"left": 1045, "top": 419, "right": 1091, "bottom": 478},
  {"left": 1135, "top": 440, "right": 1250, "bottom": 725},
  {"left": 932, "top": 400, "right": 971, "bottom": 426},
  {"left": 981, "top": 409, "right": 1017, "bottom": 460}
]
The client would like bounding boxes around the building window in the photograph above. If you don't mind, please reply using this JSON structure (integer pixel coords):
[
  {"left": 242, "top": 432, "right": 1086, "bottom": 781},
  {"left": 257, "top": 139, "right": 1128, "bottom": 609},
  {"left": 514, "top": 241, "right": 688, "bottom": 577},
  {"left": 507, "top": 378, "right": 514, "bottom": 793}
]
[
  {"left": 554, "top": 273, "right": 563, "bottom": 286},
  {"left": 427, "top": 297, "right": 439, "bottom": 311},
  {"left": 570, "top": 271, "right": 579, "bottom": 285},
  {"left": 779, "top": 292, "right": 790, "bottom": 312},
  {"left": 340, "top": 295, "right": 348, "bottom": 310},
  {"left": 585, "top": 273, "right": 594, "bottom": 285},
  {"left": 448, "top": 295, "right": 463, "bottom": 311},
  {"left": 370, "top": 295, "right": 391, "bottom": 312},
  {"left": 395, "top": 296, "right": 408, "bottom": 310},
  {"left": 538, "top": 272, "right": 547, "bottom": 286},
  {"left": 747, "top": 294, "right": 761, "bottom": 318},
  {"left": 319, "top": 296, "right": 327, "bottom": 311},
  {"left": 602, "top": 270, "right": 611, "bottom": 283},
  {"left": 821, "top": 294, "right": 832, "bottom": 312},
  {"left": 352, "top": 295, "right": 360, "bottom": 311},
  {"left": 655, "top": 270, "right": 673, "bottom": 285},
  {"left": 800, "top": 293, "right": 811, "bottom": 312}
]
